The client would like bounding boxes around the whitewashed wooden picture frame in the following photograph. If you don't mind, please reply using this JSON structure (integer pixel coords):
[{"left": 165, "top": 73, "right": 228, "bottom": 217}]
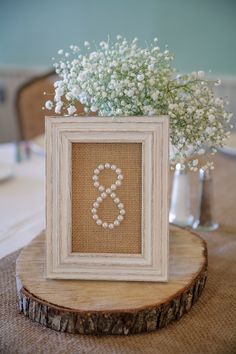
[{"left": 46, "top": 116, "right": 169, "bottom": 281}]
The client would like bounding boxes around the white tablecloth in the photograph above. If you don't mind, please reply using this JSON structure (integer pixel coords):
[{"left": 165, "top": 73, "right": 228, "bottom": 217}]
[{"left": 0, "top": 143, "right": 45, "bottom": 258}]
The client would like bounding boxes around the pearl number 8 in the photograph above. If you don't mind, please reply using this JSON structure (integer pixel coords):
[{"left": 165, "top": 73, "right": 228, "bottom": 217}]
[{"left": 91, "top": 163, "right": 125, "bottom": 229}]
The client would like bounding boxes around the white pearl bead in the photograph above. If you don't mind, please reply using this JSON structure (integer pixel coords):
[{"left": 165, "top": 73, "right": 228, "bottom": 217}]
[
  {"left": 92, "top": 163, "right": 125, "bottom": 229},
  {"left": 92, "top": 163, "right": 126, "bottom": 228}
]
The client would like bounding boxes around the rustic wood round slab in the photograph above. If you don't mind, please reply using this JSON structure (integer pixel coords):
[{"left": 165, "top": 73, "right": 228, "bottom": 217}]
[{"left": 16, "top": 226, "right": 207, "bottom": 335}]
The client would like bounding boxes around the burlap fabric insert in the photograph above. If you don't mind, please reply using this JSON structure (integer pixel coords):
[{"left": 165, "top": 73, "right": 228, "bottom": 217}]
[{"left": 72, "top": 143, "right": 142, "bottom": 254}]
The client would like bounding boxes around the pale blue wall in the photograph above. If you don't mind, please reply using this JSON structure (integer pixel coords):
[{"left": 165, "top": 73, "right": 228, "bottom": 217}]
[{"left": 0, "top": 0, "right": 236, "bottom": 74}]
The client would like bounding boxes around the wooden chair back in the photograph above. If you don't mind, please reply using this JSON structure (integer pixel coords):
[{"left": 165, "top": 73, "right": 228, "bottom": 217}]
[{"left": 15, "top": 71, "right": 85, "bottom": 140}]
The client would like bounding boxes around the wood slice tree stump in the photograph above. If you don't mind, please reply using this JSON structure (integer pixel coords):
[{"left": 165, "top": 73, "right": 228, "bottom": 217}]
[{"left": 16, "top": 226, "right": 207, "bottom": 335}]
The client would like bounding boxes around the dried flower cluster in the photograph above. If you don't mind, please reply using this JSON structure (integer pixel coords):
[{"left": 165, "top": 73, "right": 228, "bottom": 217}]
[{"left": 44, "top": 36, "right": 232, "bottom": 170}]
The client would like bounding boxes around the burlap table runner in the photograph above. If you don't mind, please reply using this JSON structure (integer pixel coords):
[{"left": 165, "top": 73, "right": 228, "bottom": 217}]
[{"left": 0, "top": 154, "right": 236, "bottom": 354}]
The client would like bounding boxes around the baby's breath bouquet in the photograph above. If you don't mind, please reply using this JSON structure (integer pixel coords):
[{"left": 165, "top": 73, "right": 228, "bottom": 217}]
[{"left": 44, "top": 36, "right": 232, "bottom": 170}]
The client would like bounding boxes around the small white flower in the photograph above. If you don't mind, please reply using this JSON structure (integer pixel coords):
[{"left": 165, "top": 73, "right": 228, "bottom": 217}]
[
  {"left": 71, "top": 86, "right": 81, "bottom": 97},
  {"left": 54, "top": 80, "right": 63, "bottom": 88},
  {"left": 206, "top": 127, "right": 213, "bottom": 134},
  {"left": 208, "top": 114, "right": 215, "bottom": 122},
  {"left": 187, "top": 106, "right": 194, "bottom": 114},
  {"left": 89, "top": 52, "right": 98, "bottom": 60},
  {"left": 99, "top": 41, "right": 108, "bottom": 49},
  {"left": 149, "top": 78, "right": 155, "bottom": 86},
  {"left": 91, "top": 105, "right": 98, "bottom": 112},
  {"left": 215, "top": 79, "right": 221, "bottom": 86},
  {"left": 197, "top": 71, "right": 205, "bottom": 79},
  {"left": 196, "top": 109, "right": 204, "bottom": 117},
  {"left": 58, "top": 49, "right": 63, "bottom": 55},
  {"left": 84, "top": 41, "right": 90, "bottom": 47},
  {"left": 121, "top": 63, "right": 128, "bottom": 72},
  {"left": 151, "top": 91, "right": 160, "bottom": 101},
  {"left": 67, "top": 105, "right": 77, "bottom": 115},
  {"left": 55, "top": 102, "right": 63, "bottom": 114},
  {"left": 137, "top": 74, "right": 144, "bottom": 81},
  {"left": 169, "top": 103, "right": 176, "bottom": 110},
  {"left": 77, "top": 72, "right": 87, "bottom": 82},
  {"left": 126, "top": 89, "right": 134, "bottom": 97},
  {"left": 45, "top": 100, "right": 53, "bottom": 110},
  {"left": 55, "top": 106, "right": 61, "bottom": 114},
  {"left": 65, "top": 92, "right": 73, "bottom": 101},
  {"left": 54, "top": 95, "right": 61, "bottom": 102},
  {"left": 138, "top": 83, "right": 144, "bottom": 90},
  {"left": 190, "top": 71, "right": 197, "bottom": 80},
  {"left": 116, "top": 108, "right": 122, "bottom": 115},
  {"left": 198, "top": 149, "right": 205, "bottom": 155},
  {"left": 215, "top": 97, "right": 222, "bottom": 106},
  {"left": 148, "top": 63, "right": 155, "bottom": 71},
  {"left": 55, "top": 87, "right": 64, "bottom": 97},
  {"left": 79, "top": 93, "right": 87, "bottom": 104}
]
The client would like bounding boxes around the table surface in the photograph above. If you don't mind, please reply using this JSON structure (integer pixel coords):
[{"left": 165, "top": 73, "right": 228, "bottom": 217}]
[
  {"left": 0, "top": 137, "right": 236, "bottom": 353},
  {"left": 0, "top": 140, "right": 45, "bottom": 258}
]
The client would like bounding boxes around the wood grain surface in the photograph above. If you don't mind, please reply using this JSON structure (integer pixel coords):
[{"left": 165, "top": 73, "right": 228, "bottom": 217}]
[{"left": 16, "top": 225, "right": 207, "bottom": 335}]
